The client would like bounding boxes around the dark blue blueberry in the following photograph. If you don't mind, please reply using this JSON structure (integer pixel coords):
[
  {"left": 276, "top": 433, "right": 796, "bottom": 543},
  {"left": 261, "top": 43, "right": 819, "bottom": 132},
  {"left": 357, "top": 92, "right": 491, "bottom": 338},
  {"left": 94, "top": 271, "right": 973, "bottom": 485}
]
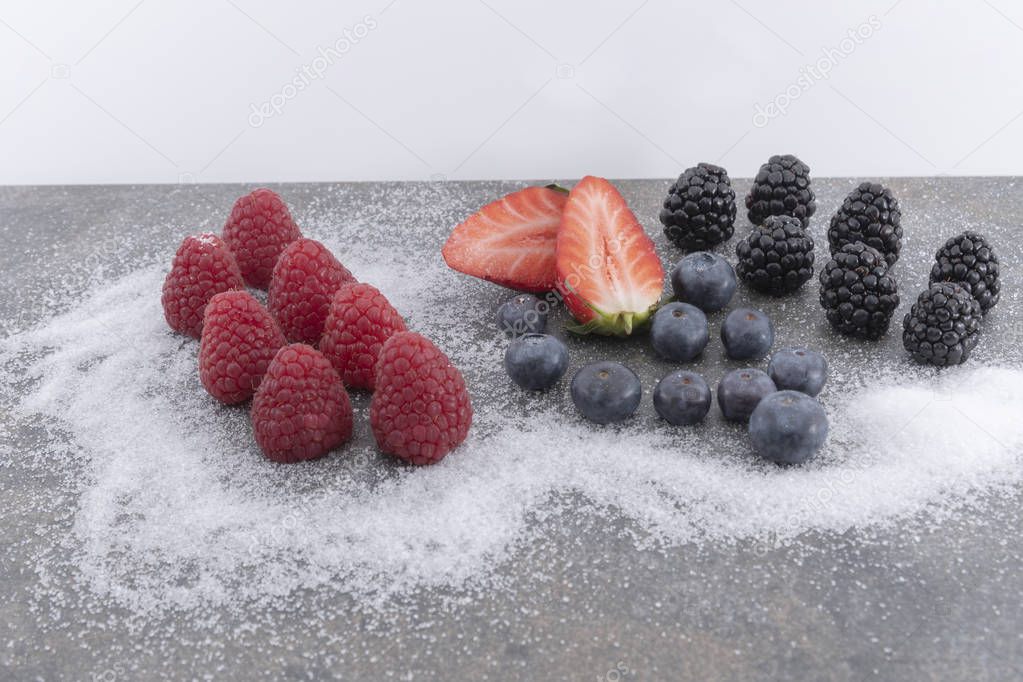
[
  {"left": 653, "top": 370, "right": 711, "bottom": 425},
  {"left": 670, "top": 252, "right": 737, "bottom": 313},
  {"left": 496, "top": 294, "right": 548, "bottom": 337},
  {"left": 650, "top": 302, "right": 709, "bottom": 362},
  {"left": 570, "top": 361, "right": 642, "bottom": 424},
  {"left": 749, "top": 390, "right": 829, "bottom": 465},
  {"left": 767, "top": 347, "right": 828, "bottom": 396},
  {"left": 717, "top": 368, "right": 776, "bottom": 422},
  {"left": 504, "top": 333, "right": 569, "bottom": 391},
  {"left": 720, "top": 307, "right": 774, "bottom": 360}
]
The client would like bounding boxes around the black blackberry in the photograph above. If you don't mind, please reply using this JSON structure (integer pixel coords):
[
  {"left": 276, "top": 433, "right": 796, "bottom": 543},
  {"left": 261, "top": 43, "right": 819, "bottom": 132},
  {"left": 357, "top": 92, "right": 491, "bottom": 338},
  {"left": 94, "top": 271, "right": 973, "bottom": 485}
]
[
  {"left": 819, "top": 243, "right": 899, "bottom": 340},
  {"left": 745, "top": 154, "right": 816, "bottom": 227},
  {"left": 929, "top": 231, "right": 1000, "bottom": 313},
  {"left": 828, "top": 182, "right": 903, "bottom": 267},
  {"left": 659, "top": 163, "right": 736, "bottom": 250},
  {"left": 735, "top": 215, "right": 815, "bottom": 295},
  {"left": 902, "top": 283, "right": 982, "bottom": 367}
]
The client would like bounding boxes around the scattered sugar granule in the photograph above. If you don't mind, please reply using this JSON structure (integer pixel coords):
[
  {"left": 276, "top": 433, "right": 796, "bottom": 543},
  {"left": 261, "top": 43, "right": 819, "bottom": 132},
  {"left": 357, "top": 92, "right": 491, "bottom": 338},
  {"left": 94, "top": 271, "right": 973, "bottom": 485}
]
[
  {"left": 1, "top": 181, "right": 1021, "bottom": 616},
  {"left": 2, "top": 254, "right": 1021, "bottom": 615}
]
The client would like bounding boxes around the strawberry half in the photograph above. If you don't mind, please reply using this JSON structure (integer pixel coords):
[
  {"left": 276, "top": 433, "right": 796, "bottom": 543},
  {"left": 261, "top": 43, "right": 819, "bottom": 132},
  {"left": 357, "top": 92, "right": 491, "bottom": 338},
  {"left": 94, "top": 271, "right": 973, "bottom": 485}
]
[
  {"left": 556, "top": 176, "right": 664, "bottom": 336},
  {"left": 442, "top": 185, "right": 569, "bottom": 292}
]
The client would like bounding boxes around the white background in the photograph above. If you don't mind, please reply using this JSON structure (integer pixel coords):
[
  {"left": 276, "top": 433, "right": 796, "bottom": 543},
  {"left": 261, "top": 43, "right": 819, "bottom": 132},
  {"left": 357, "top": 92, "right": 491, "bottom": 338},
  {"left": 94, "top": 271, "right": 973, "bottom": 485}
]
[{"left": 2, "top": 0, "right": 1022, "bottom": 185}]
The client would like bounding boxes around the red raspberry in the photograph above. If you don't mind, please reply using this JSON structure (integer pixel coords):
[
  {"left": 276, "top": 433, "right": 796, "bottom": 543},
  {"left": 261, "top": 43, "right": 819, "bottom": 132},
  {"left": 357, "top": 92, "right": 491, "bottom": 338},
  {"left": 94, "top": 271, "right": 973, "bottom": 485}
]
[
  {"left": 161, "top": 233, "right": 245, "bottom": 338},
  {"left": 320, "top": 283, "right": 407, "bottom": 391},
  {"left": 268, "top": 238, "right": 356, "bottom": 345},
  {"left": 370, "top": 332, "right": 473, "bottom": 465},
  {"left": 251, "top": 344, "right": 353, "bottom": 463},
  {"left": 222, "top": 188, "right": 302, "bottom": 289},
  {"left": 199, "top": 291, "right": 286, "bottom": 404}
]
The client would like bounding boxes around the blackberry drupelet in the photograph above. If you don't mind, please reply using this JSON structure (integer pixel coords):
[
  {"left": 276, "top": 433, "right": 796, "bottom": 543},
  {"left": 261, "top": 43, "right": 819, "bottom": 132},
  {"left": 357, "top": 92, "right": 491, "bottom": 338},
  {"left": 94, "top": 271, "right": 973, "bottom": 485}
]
[
  {"left": 735, "top": 215, "right": 815, "bottom": 295},
  {"left": 902, "top": 283, "right": 982, "bottom": 367},
  {"left": 745, "top": 154, "right": 816, "bottom": 227},
  {"left": 828, "top": 182, "right": 903, "bottom": 267},
  {"left": 929, "top": 231, "right": 1000, "bottom": 313},
  {"left": 659, "top": 163, "right": 736, "bottom": 250},
  {"left": 819, "top": 243, "right": 899, "bottom": 339}
]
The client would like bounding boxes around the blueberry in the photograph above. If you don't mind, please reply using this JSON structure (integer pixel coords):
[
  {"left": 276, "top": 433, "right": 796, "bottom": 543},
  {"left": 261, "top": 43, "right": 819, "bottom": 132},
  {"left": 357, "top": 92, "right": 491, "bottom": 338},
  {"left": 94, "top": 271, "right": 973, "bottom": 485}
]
[
  {"left": 650, "top": 302, "right": 709, "bottom": 362},
  {"left": 496, "top": 294, "right": 548, "bottom": 336},
  {"left": 767, "top": 347, "right": 828, "bottom": 396},
  {"left": 653, "top": 370, "right": 711, "bottom": 425},
  {"left": 717, "top": 368, "right": 776, "bottom": 422},
  {"left": 570, "top": 361, "right": 642, "bottom": 424},
  {"left": 721, "top": 307, "right": 774, "bottom": 360},
  {"left": 749, "top": 390, "right": 829, "bottom": 465},
  {"left": 670, "top": 252, "right": 737, "bottom": 313},
  {"left": 504, "top": 333, "right": 569, "bottom": 391}
]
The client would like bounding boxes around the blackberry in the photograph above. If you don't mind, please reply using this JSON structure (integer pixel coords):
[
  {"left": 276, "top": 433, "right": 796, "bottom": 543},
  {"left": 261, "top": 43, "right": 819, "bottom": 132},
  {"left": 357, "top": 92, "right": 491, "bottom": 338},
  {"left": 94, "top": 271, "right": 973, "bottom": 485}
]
[
  {"left": 819, "top": 243, "right": 899, "bottom": 340},
  {"left": 929, "top": 231, "right": 1000, "bottom": 313},
  {"left": 745, "top": 154, "right": 816, "bottom": 227},
  {"left": 659, "top": 163, "right": 736, "bottom": 250},
  {"left": 735, "top": 215, "right": 815, "bottom": 295},
  {"left": 828, "top": 182, "right": 903, "bottom": 266},
  {"left": 902, "top": 283, "right": 982, "bottom": 367}
]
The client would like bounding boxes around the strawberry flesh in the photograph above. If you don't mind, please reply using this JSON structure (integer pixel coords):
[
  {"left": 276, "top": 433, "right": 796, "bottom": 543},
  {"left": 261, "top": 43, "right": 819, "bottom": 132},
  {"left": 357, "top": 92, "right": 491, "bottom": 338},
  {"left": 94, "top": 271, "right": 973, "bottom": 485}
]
[
  {"left": 556, "top": 176, "right": 664, "bottom": 336},
  {"left": 442, "top": 185, "right": 568, "bottom": 292}
]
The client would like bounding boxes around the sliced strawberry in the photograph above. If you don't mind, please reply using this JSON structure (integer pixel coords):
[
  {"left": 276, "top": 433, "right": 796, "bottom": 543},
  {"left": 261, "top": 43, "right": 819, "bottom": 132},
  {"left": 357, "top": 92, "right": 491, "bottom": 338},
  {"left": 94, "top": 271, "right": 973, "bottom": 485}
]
[
  {"left": 556, "top": 176, "right": 664, "bottom": 336},
  {"left": 442, "top": 185, "right": 569, "bottom": 292}
]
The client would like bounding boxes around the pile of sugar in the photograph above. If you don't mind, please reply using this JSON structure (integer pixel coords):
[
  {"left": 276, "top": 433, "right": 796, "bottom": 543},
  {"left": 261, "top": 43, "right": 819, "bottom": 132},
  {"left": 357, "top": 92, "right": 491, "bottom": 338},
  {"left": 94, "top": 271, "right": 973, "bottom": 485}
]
[{"left": 2, "top": 222, "right": 1022, "bottom": 615}]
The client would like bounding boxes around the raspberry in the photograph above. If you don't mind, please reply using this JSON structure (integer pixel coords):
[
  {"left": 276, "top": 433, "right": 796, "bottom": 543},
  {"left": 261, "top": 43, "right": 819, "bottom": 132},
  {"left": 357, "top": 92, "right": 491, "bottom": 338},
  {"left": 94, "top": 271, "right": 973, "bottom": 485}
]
[
  {"left": 251, "top": 344, "right": 353, "bottom": 463},
  {"left": 222, "top": 188, "right": 302, "bottom": 289},
  {"left": 320, "top": 283, "right": 407, "bottom": 390},
  {"left": 161, "top": 233, "right": 245, "bottom": 338},
  {"left": 199, "top": 291, "right": 286, "bottom": 404},
  {"left": 267, "top": 238, "right": 356, "bottom": 345},
  {"left": 370, "top": 332, "right": 472, "bottom": 465}
]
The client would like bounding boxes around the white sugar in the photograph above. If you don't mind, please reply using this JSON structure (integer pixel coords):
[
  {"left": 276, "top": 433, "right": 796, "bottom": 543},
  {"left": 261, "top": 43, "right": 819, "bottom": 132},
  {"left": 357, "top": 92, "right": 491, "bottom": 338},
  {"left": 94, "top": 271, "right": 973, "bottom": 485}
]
[{"left": 2, "top": 190, "right": 1022, "bottom": 616}]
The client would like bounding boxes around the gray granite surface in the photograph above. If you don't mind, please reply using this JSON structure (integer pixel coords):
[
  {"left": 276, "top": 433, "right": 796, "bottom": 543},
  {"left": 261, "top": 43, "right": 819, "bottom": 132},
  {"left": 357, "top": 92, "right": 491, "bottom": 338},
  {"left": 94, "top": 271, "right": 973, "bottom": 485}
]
[{"left": 0, "top": 178, "right": 1021, "bottom": 681}]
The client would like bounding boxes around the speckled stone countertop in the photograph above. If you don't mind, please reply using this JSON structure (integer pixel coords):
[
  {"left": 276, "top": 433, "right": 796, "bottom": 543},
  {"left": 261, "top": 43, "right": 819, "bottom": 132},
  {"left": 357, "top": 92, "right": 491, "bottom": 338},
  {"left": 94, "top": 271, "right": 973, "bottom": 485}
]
[{"left": 1, "top": 178, "right": 1021, "bottom": 681}]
